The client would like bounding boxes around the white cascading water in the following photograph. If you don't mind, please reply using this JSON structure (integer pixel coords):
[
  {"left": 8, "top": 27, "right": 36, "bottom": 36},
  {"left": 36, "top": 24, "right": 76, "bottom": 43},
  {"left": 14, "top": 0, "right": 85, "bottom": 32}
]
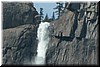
[{"left": 34, "top": 22, "right": 50, "bottom": 65}]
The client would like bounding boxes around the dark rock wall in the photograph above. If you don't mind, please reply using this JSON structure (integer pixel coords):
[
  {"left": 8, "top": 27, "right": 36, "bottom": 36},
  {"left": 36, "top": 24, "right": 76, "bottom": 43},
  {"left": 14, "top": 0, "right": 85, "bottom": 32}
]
[
  {"left": 2, "top": 2, "right": 39, "bottom": 65},
  {"left": 46, "top": 2, "right": 98, "bottom": 65},
  {"left": 3, "top": 24, "right": 38, "bottom": 65},
  {"left": 3, "top": 2, "right": 38, "bottom": 29}
]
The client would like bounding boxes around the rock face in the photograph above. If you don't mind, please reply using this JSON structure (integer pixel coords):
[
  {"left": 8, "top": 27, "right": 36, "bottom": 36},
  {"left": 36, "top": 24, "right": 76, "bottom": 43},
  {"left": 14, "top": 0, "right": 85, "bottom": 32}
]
[
  {"left": 46, "top": 2, "right": 98, "bottom": 65},
  {"left": 2, "top": 2, "right": 98, "bottom": 65},
  {"left": 2, "top": 2, "right": 39, "bottom": 65},
  {"left": 3, "top": 2, "right": 38, "bottom": 29},
  {"left": 3, "top": 24, "right": 38, "bottom": 65}
]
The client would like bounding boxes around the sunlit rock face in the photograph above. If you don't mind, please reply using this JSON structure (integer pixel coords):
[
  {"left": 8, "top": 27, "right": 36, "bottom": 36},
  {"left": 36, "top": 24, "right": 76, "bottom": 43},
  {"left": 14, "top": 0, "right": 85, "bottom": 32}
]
[{"left": 46, "top": 2, "right": 98, "bottom": 65}]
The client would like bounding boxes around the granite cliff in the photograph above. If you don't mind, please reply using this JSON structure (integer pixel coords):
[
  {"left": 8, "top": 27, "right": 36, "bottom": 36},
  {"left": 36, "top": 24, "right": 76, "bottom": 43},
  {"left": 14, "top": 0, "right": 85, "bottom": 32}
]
[
  {"left": 46, "top": 2, "right": 98, "bottom": 65},
  {"left": 3, "top": 2, "right": 39, "bottom": 65},
  {"left": 2, "top": 2, "right": 98, "bottom": 65},
  {"left": 3, "top": 2, "right": 38, "bottom": 29}
]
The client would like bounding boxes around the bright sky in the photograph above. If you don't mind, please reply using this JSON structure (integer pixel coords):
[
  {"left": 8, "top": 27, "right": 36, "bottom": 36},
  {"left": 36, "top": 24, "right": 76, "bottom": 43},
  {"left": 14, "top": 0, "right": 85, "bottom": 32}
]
[{"left": 34, "top": 2, "right": 57, "bottom": 19}]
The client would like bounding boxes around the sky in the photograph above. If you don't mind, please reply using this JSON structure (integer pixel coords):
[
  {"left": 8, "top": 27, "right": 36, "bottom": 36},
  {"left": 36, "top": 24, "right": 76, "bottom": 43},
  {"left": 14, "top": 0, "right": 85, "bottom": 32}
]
[{"left": 34, "top": 2, "right": 57, "bottom": 19}]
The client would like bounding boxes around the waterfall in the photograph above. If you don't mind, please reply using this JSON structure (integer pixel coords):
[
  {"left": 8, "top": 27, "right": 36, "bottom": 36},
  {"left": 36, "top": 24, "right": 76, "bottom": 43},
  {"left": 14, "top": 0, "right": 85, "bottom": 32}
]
[{"left": 34, "top": 22, "right": 50, "bottom": 65}]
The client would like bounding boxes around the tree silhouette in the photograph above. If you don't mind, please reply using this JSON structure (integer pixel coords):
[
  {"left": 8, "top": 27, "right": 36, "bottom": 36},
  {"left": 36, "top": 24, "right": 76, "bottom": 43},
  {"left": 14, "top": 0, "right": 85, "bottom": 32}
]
[
  {"left": 44, "top": 13, "right": 49, "bottom": 22},
  {"left": 54, "top": 2, "right": 64, "bottom": 19},
  {"left": 40, "top": 8, "right": 44, "bottom": 21},
  {"left": 52, "top": 12, "right": 55, "bottom": 21}
]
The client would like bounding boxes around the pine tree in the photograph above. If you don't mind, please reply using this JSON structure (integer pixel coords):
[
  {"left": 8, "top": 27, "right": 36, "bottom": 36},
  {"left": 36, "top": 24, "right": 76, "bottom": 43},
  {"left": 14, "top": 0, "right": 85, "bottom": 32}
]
[
  {"left": 44, "top": 13, "right": 49, "bottom": 22},
  {"left": 40, "top": 8, "right": 44, "bottom": 21},
  {"left": 52, "top": 12, "right": 55, "bottom": 21},
  {"left": 54, "top": 2, "right": 64, "bottom": 19}
]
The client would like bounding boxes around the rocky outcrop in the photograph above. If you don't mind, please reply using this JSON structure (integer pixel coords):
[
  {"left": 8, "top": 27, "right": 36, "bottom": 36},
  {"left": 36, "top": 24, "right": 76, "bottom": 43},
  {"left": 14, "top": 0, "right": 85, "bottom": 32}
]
[
  {"left": 3, "top": 2, "right": 38, "bottom": 29},
  {"left": 3, "top": 24, "right": 38, "bottom": 65},
  {"left": 2, "top": 2, "right": 98, "bottom": 65},
  {"left": 46, "top": 2, "right": 98, "bottom": 65},
  {"left": 2, "top": 2, "right": 40, "bottom": 65}
]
